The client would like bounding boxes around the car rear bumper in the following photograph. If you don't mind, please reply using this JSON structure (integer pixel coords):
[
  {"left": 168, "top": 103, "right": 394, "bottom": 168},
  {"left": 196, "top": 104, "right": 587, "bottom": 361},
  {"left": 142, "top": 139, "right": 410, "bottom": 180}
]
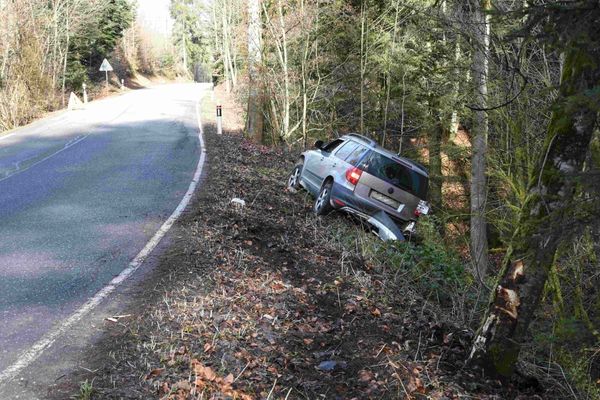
[{"left": 331, "top": 182, "right": 409, "bottom": 241}]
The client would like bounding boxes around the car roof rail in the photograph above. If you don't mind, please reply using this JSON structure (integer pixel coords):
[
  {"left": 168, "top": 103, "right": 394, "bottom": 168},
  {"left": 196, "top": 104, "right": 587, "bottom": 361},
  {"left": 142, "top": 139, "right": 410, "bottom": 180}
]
[{"left": 344, "top": 133, "right": 378, "bottom": 146}]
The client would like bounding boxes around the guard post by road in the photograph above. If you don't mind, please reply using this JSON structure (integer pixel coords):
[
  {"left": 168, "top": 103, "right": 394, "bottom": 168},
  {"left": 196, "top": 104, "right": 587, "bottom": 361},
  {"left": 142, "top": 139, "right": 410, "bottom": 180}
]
[
  {"left": 82, "top": 83, "right": 88, "bottom": 104},
  {"left": 217, "top": 105, "right": 223, "bottom": 135}
]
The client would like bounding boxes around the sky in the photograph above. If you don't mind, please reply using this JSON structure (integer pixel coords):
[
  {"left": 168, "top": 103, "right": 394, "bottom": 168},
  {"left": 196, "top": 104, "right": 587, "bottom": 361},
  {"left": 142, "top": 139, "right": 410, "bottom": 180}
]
[{"left": 137, "top": 0, "right": 173, "bottom": 36}]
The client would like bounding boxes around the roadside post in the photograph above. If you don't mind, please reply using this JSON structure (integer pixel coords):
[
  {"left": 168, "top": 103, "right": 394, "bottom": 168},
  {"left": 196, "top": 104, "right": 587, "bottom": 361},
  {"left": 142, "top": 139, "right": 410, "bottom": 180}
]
[
  {"left": 99, "top": 58, "right": 113, "bottom": 92},
  {"left": 82, "top": 83, "right": 88, "bottom": 104},
  {"left": 120, "top": 78, "right": 125, "bottom": 90},
  {"left": 217, "top": 105, "right": 223, "bottom": 135}
]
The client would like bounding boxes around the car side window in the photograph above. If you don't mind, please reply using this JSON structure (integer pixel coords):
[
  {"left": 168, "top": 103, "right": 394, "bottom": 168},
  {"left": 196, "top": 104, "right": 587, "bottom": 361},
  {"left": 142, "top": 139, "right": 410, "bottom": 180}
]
[
  {"left": 333, "top": 141, "right": 358, "bottom": 160},
  {"left": 345, "top": 145, "right": 369, "bottom": 166},
  {"left": 322, "top": 139, "right": 344, "bottom": 153}
]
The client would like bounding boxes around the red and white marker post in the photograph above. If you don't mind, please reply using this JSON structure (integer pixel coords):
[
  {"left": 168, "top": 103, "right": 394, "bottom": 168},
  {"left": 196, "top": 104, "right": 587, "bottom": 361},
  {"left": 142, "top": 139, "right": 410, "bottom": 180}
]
[{"left": 216, "top": 105, "right": 223, "bottom": 135}]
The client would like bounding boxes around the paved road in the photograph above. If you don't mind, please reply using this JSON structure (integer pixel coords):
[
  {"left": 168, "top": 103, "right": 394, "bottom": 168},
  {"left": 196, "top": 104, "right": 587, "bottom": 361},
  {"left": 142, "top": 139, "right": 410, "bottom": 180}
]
[{"left": 0, "top": 83, "right": 205, "bottom": 378}]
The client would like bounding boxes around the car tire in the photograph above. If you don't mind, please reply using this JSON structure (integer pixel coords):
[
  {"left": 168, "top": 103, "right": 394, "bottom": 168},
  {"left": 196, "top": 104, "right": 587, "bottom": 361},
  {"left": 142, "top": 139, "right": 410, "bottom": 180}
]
[
  {"left": 314, "top": 181, "right": 333, "bottom": 215},
  {"left": 287, "top": 164, "right": 303, "bottom": 190}
]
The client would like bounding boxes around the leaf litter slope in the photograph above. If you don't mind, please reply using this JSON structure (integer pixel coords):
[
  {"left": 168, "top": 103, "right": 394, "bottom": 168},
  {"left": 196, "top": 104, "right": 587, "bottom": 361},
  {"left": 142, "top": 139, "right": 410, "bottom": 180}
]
[{"left": 50, "top": 123, "right": 553, "bottom": 399}]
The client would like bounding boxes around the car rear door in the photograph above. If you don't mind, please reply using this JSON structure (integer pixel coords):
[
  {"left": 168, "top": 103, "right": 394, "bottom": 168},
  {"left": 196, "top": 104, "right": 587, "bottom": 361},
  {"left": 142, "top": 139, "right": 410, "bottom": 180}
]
[
  {"left": 329, "top": 140, "right": 359, "bottom": 176},
  {"left": 303, "top": 139, "right": 344, "bottom": 191},
  {"left": 353, "top": 152, "right": 425, "bottom": 221}
]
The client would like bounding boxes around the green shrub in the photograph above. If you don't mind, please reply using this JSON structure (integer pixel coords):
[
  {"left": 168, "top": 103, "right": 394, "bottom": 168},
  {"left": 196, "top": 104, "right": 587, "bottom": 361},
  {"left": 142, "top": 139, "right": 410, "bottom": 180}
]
[
  {"left": 358, "top": 216, "right": 471, "bottom": 308},
  {"left": 64, "top": 57, "right": 89, "bottom": 92}
]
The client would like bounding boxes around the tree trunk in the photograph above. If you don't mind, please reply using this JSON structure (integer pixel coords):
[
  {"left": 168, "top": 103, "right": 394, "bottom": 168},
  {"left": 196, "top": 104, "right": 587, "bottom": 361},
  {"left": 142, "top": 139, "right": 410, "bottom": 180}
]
[
  {"left": 592, "top": 223, "right": 600, "bottom": 271},
  {"left": 382, "top": 0, "right": 400, "bottom": 148},
  {"left": 221, "top": 0, "right": 232, "bottom": 92},
  {"left": 449, "top": 40, "right": 461, "bottom": 140},
  {"left": 61, "top": 0, "right": 70, "bottom": 107},
  {"left": 227, "top": 2, "right": 237, "bottom": 87},
  {"left": 395, "top": 70, "right": 406, "bottom": 154},
  {"left": 359, "top": 0, "right": 367, "bottom": 134},
  {"left": 300, "top": 27, "right": 309, "bottom": 149},
  {"left": 469, "top": 44, "right": 600, "bottom": 378},
  {"left": 470, "top": 0, "right": 491, "bottom": 278},
  {"left": 246, "top": 0, "right": 264, "bottom": 143},
  {"left": 428, "top": 117, "right": 443, "bottom": 216},
  {"left": 277, "top": 0, "right": 289, "bottom": 139}
]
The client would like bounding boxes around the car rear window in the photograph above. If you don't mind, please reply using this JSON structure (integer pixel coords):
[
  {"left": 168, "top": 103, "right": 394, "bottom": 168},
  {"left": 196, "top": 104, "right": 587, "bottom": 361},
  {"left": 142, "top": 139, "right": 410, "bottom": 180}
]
[{"left": 360, "top": 152, "right": 428, "bottom": 199}]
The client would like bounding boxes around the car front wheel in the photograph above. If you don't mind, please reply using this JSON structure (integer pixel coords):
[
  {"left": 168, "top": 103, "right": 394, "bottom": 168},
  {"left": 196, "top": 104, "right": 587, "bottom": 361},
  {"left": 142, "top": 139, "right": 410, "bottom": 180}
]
[
  {"left": 314, "top": 181, "right": 333, "bottom": 215},
  {"left": 287, "top": 164, "right": 303, "bottom": 190}
]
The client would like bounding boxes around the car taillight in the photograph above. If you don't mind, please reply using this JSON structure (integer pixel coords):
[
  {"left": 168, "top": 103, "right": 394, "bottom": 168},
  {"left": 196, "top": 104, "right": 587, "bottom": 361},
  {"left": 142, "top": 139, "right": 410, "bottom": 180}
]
[
  {"left": 345, "top": 167, "right": 363, "bottom": 186},
  {"left": 415, "top": 200, "right": 429, "bottom": 217}
]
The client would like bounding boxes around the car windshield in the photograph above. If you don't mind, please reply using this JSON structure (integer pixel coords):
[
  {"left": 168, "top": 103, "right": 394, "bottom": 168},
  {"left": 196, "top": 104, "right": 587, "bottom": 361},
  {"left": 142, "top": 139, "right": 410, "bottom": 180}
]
[{"left": 361, "top": 152, "right": 428, "bottom": 199}]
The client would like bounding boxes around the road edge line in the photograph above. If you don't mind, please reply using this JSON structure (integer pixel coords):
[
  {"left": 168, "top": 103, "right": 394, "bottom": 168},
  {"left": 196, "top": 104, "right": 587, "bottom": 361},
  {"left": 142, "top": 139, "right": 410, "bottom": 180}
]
[{"left": 0, "top": 84, "right": 207, "bottom": 386}]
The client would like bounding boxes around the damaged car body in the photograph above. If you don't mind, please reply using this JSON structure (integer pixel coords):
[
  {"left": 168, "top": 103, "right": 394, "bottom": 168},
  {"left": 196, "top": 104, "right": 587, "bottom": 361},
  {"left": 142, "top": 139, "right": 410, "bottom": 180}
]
[{"left": 287, "top": 133, "right": 430, "bottom": 241}]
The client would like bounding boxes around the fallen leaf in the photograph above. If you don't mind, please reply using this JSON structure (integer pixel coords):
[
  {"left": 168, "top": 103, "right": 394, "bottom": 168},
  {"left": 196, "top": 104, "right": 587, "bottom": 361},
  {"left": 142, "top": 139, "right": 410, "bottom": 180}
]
[
  {"left": 145, "top": 368, "right": 164, "bottom": 380},
  {"left": 371, "top": 308, "right": 381, "bottom": 317},
  {"left": 358, "top": 370, "right": 374, "bottom": 382},
  {"left": 224, "top": 373, "right": 235, "bottom": 384},
  {"left": 160, "top": 382, "right": 170, "bottom": 394},
  {"left": 203, "top": 366, "right": 217, "bottom": 381},
  {"left": 303, "top": 338, "right": 314, "bottom": 345},
  {"left": 407, "top": 376, "right": 425, "bottom": 394},
  {"left": 271, "top": 282, "right": 287, "bottom": 292},
  {"left": 443, "top": 333, "right": 452, "bottom": 344},
  {"left": 194, "top": 377, "right": 207, "bottom": 389},
  {"left": 173, "top": 380, "right": 192, "bottom": 391}
]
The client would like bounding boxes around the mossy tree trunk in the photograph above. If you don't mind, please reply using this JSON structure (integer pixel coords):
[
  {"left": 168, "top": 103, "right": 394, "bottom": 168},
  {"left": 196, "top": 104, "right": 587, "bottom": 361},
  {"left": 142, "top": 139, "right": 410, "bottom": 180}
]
[{"left": 469, "top": 30, "right": 600, "bottom": 377}]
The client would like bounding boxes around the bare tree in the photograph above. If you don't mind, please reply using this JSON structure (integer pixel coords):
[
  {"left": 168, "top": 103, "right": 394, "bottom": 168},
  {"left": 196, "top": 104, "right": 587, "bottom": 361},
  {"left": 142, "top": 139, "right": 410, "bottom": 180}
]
[{"left": 246, "top": 0, "right": 264, "bottom": 143}]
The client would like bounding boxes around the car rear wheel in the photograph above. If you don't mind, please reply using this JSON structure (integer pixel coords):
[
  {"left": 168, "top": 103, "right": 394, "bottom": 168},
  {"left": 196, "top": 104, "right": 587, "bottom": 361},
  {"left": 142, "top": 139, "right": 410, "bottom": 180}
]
[
  {"left": 314, "top": 181, "right": 333, "bottom": 215},
  {"left": 287, "top": 164, "right": 303, "bottom": 190}
]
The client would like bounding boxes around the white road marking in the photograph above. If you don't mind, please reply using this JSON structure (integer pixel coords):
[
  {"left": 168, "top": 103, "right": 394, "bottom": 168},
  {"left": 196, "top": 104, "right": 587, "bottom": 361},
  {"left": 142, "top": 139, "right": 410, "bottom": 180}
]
[
  {"left": 0, "top": 113, "right": 71, "bottom": 143},
  {"left": 0, "top": 86, "right": 208, "bottom": 386},
  {"left": 0, "top": 135, "right": 89, "bottom": 182},
  {"left": 0, "top": 99, "right": 137, "bottom": 182},
  {"left": 0, "top": 132, "right": 17, "bottom": 141}
]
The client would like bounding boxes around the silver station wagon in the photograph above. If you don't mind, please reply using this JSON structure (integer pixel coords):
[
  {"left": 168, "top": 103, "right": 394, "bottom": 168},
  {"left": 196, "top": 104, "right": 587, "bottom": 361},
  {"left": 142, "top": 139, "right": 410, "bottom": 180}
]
[{"left": 287, "top": 133, "right": 430, "bottom": 241}]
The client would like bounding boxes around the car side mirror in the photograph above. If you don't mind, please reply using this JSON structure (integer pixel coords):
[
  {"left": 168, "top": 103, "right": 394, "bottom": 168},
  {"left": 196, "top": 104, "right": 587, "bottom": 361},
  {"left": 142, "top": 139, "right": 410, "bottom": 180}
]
[{"left": 314, "top": 140, "right": 324, "bottom": 149}]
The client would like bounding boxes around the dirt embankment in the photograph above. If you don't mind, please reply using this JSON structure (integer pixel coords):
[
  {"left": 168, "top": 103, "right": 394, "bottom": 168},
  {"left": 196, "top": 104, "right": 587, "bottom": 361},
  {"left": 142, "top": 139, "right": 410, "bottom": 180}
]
[{"left": 46, "top": 95, "right": 553, "bottom": 399}]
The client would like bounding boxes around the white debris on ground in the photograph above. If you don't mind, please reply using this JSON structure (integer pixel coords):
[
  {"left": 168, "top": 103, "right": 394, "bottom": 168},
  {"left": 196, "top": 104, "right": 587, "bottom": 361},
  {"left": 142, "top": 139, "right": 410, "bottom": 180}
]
[{"left": 230, "top": 198, "right": 246, "bottom": 207}]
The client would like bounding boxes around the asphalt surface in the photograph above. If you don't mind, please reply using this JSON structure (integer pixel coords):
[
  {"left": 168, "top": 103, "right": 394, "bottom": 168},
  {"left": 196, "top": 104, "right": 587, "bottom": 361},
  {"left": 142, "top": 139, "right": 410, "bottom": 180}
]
[{"left": 0, "top": 83, "right": 206, "bottom": 382}]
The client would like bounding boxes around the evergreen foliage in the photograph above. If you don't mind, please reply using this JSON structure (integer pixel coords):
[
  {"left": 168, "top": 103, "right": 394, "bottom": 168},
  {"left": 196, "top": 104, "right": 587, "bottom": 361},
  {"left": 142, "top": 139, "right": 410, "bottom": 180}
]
[{"left": 70, "top": 0, "right": 135, "bottom": 71}]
